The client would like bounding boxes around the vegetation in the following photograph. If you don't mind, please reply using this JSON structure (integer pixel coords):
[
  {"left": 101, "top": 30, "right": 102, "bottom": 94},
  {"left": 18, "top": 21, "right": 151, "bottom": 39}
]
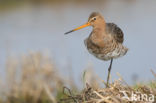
[
  {"left": 62, "top": 81, "right": 156, "bottom": 103},
  {"left": 0, "top": 52, "right": 68, "bottom": 103},
  {"left": 0, "top": 52, "right": 155, "bottom": 103}
]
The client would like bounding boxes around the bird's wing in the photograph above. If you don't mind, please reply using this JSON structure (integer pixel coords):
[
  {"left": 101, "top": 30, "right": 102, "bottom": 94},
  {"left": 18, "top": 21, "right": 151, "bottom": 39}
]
[{"left": 106, "top": 23, "right": 124, "bottom": 43}]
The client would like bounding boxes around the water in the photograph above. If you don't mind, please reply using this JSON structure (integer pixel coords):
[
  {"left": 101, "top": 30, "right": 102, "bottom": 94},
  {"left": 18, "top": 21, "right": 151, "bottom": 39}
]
[{"left": 0, "top": 0, "right": 156, "bottom": 85}]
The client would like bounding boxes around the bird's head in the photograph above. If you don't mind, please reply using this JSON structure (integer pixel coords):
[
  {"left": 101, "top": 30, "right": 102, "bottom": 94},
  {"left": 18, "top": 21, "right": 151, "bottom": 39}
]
[
  {"left": 65, "top": 12, "right": 105, "bottom": 34},
  {"left": 88, "top": 12, "right": 105, "bottom": 27}
]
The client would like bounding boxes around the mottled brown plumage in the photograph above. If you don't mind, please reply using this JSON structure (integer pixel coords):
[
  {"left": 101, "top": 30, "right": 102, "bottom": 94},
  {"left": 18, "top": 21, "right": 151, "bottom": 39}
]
[
  {"left": 65, "top": 12, "right": 128, "bottom": 87},
  {"left": 84, "top": 23, "right": 127, "bottom": 61}
]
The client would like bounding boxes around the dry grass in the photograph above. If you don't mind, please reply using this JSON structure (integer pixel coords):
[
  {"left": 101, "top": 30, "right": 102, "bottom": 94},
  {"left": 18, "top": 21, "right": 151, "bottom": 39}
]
[
  {"left": 61, "top": 71, "right": 156, "bottom": 103},
  {"left": 1, "top": 52, "right": 66, "bottom": 103},
  {"left": 61, "top": 79, "right": 156, "bottom": 103}
]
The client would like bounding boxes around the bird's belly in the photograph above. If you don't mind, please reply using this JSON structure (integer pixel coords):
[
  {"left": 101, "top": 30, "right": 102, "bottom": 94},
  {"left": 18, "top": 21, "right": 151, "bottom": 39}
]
[
  {"left": 84, "top": 38, "right": 128, "bottom": 61},
  {"left": 87, "top": 47, "right": 127, "bottom": 61}
]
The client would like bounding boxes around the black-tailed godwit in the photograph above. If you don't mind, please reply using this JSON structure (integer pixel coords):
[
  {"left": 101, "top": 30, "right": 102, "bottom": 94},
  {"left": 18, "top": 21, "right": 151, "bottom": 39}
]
[{"left": 65, "top": 12, "right": 128, "bottom": 87}]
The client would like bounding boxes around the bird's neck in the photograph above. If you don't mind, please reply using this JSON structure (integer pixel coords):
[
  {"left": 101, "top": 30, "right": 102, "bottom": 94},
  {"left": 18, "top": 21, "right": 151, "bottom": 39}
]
[
  {"left": 92, "top": 23, "right": 107, "bottom": 38},
  {"left": 94, "top": 21, "right": 105, "bottom": 28},
  {"left": 93, "top": 21, "right": 106, "bottom": 33}
]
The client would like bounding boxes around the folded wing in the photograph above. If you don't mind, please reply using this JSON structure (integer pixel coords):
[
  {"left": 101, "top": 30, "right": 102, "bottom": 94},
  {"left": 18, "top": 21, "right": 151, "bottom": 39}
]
[{"left": 106, "top": 23, "right": 124, "bottom": 43}]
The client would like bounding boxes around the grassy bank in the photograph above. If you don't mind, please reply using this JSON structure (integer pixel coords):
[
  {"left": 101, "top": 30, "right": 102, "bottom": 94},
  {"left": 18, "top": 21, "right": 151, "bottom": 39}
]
[{"left": 0, "top": 52, "right": 155, "bottom": 103}]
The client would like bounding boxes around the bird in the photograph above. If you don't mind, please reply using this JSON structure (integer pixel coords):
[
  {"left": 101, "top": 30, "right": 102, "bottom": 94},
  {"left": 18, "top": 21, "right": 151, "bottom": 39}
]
[{"left": 65, "top": 12, "right": 128, "bottom": 87}]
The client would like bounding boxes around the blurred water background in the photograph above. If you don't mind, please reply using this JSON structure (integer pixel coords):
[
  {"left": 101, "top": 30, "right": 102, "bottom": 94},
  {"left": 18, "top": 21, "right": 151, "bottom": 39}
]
[{"left": 0, "top": 0, "right": 156, "bottom": 86}]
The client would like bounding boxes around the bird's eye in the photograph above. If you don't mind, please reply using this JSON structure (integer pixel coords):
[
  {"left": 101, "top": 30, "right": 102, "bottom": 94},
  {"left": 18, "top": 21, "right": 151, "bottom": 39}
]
[{"left": 93, "top": 17, "right": 96, "bottom": 20}]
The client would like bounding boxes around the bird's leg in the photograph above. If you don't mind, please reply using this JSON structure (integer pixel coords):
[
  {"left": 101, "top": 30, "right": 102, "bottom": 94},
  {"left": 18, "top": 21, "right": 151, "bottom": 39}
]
[{"left": 106, "top": 59, "right": 113, "bottom": 87}]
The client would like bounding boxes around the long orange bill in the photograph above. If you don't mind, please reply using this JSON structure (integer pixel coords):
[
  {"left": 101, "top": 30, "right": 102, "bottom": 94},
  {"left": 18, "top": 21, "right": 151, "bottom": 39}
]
[{"left": 64, "top": 22, "right": 91, "bottom": 34}]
